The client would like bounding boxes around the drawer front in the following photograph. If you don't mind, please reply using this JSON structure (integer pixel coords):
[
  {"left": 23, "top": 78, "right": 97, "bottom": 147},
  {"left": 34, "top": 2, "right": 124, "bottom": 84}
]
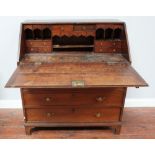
[
  {"left": 95, "top": 46, "right": 121, "bottom": 53},
  {"left": 52, "top": 25, "right": 73, "bottom": 36},
  {"left": 74, "top": 25, "right": 95, "bottom": 31},
  {"left": 23, "top": 88, "right": 124, "bottom": 106},
  {"left": 73, "top": 88, "right": 124, "bottom": 106},
  {"left": 38, "top": 47, "right": 51, "bottom": 53},
  {"left": 96, "top": 24, "right": 123, "bottom": 29},
  {"left": 26, "top": 107, "right": 120, "bottom": 123},
  {"left": 24, "top": 25, "right": 33, "bottom": 30},
  {"left": 95, "top": 41, "right": 122, "bottom": 53},
  {"left": 52, "top": 30, "right": 61, "bottom": 36},
  {"left": 26, "top": 40, "right": 51, "bottom": 47},
  {"left": 27, "top": 47, "right": 38, "bottom": 53},
  {"left": 95, "top": 41, "right": 122, "bottom": 47},
  {"left": 52, "top": 25, "right": 73, "bottom": 31},
  {"left": 23, "top": 93, "right": 72, "bottom": 106},
  {"left": 33, "top": 25, "right": 42, "bottom": 29},
  {"left": 27, "top": 46, "right": 51, "bottom": 53}
]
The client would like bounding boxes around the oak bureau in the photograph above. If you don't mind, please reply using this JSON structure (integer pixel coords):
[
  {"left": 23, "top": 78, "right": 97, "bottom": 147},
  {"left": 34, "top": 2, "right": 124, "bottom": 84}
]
[{"left": 6, "top": 20, "right": 148, "bottom": 135}]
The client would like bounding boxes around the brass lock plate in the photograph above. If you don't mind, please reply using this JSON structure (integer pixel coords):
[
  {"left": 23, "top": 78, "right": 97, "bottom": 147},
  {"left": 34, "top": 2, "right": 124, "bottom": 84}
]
[{"left": 71, "top": 80, "right": 85, "bottom": 87}]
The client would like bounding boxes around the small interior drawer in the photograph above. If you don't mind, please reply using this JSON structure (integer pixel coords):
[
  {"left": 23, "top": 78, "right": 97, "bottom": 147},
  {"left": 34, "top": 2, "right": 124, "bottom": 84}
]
[
  {"left": 52, "top": 25, "right": 73, "bottom": 36},
  {"left": 95, "top": 41, "right": 121, "bottom": 47},
  {"left": 74, "top": 25, "right": 96, "bottom": 31},
  {"left": 27, "top": 47, "right": 38, "bottom": 53},
  {"left": 95, "top": 46, "right": 121, "bottom": 53},
  {"left": 27, "top": 46, "right": 51, "bottom": 53},
  {"left": 96, "top": 24, "right": 123, "bottom": 29},
  {"left": 25, "top": 40, "right": 51, "bottom": 47},
  {"left": 37, "top": 47, "right": 51, "bottom": 53}
]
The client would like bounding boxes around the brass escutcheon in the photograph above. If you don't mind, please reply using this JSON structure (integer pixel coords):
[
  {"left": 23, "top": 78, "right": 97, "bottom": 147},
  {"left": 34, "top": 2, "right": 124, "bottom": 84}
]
[
  {"left": 96, "top": 97, "right": 105, "bottom": 102},
  {"left": 72, "top": 80, "right": 85, "bottom": 87}
]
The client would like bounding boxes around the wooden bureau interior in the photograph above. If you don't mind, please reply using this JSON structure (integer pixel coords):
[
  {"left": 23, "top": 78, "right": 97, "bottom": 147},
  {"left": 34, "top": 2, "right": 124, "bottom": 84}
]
[{"left": 6, "top": 21, "right": 148, "bottom": 135}]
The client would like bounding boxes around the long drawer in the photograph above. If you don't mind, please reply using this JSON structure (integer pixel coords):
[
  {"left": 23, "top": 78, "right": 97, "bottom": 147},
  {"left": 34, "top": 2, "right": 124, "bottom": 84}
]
[
  {"left": 25, "top": 107, "right": 121, "bottom": 123},
  {"left": 22, "top": 88, "right": 125, "bottom": 107}
]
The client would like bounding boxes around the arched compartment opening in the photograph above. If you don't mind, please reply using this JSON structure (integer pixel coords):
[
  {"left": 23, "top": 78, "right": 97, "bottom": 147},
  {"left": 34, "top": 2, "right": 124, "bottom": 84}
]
[
  {"left": 113, "top": 28, "right": 122, "bottom": 40},
  {"left": 34, "top": 29, "right": 42, "bottom": 39},
  {"left": 96, "top": 28, "right": 104, "bottom": 40},
  {"left": 43, "top": 28, "right": 51, "bottom": 39},
  {"left": 24, "top": 29, "right": 33, "bottom": 40},
  {"left": 105, "top": 28, "right": 113, "bottom": 40}
]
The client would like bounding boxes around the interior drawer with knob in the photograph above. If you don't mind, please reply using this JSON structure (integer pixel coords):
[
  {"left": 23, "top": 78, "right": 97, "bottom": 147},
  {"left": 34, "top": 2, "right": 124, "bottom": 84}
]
[
  {"left": 25, "top": 107, "right": 121, "bottom": 123},
  {"left": 37, "top": 47, "right": 51, "bottom": 53},
  {"left": 27, "top": 46, "right": 51, "bottom": 53}
]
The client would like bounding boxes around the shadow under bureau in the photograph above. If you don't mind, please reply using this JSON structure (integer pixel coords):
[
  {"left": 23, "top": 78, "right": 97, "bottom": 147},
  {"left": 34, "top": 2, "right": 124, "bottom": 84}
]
[{"left": 5, "top": 21, "right": 148, "bottom": 135}]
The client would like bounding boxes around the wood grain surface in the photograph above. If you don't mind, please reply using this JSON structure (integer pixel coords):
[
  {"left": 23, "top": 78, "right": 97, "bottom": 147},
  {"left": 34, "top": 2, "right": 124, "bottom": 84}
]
[{"left": 5, "top": 53, "right": 147, "bottom": 88}]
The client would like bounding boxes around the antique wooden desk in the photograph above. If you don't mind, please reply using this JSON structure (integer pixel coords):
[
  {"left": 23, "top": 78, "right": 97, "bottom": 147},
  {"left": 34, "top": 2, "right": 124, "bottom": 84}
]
[{"left": 6, "top": 21, "right": 148, "bottom": 135}]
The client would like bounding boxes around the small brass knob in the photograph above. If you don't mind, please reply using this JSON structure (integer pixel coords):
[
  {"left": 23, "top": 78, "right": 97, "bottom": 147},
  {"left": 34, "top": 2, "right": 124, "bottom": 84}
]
[
  {"left": 96, "top": 97, "right": 105, "bottom": 102},
  {"left": 113, "top": 42, "right": 116, "bottom": 45},
  {"left": 47, "top": 112, "right": 51, "bottom": 117},
  {"left": 47, "top": 112, "right": 55, "bottom": 117},
  {"left": 45, "top": 97, "right": 51, "bottom": 102},
  {"left": 61, "top": 27, "right": 64, "bottom": 31},
  {"left": 113, "top": 49, "right": 116, "bottom": 52},
  {"left": 96, "top": 112, "right": 101, "bottom": 118}
]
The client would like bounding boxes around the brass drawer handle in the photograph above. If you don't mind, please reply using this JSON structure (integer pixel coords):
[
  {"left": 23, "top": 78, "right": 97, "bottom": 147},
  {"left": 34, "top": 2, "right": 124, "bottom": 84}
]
[
  {"left": 45, "top": 97, "right": 51, "bottom": 102},
  {"left": 99, "top": 48, "right": 103, "bottom": 52},
  {"left": 96, "top": 97, "right": 105, "bottom": 102},
  {"left": 31, "top": 48, "right": 34, "bottom": 51},
  {"left": 95, "top": 112, "right": 101, "bottom": 118},
  {"left": 47, "top": 112, "right": 55, "bottom": 117}
]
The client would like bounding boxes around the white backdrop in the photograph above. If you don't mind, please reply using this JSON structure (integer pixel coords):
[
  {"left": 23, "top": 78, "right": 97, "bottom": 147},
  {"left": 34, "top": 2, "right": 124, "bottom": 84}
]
[{"left": 0, "top": 16, "right": 154, "bottom": 107}]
